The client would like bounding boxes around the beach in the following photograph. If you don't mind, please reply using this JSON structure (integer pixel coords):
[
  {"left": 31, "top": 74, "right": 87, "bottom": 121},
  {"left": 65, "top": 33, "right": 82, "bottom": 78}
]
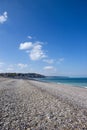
[{"left": 0, "top": 78, "right": 87, "bottom": 130}]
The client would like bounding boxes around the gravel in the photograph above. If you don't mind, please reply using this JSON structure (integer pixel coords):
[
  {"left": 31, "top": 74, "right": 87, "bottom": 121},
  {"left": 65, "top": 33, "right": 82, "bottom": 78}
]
[{"left": 0, "top": 78, "right": 87, "bottom": 130}]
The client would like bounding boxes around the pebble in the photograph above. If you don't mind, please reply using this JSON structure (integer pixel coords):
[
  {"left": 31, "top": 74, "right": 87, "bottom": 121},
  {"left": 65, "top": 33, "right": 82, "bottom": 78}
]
[{"left": 0, "top": 78, "right": 87, "bottom": 129}]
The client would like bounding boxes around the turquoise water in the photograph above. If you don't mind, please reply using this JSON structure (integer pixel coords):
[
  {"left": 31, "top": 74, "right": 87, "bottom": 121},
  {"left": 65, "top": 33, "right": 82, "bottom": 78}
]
[{"left": 38, "top": 77, "right": 87, "bottom": 88}]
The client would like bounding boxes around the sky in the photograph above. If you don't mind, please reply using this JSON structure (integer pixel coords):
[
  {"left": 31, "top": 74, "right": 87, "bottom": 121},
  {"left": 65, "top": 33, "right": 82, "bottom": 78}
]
[{"left": 0, "top": 0, "right": 87, "bottom": 77}]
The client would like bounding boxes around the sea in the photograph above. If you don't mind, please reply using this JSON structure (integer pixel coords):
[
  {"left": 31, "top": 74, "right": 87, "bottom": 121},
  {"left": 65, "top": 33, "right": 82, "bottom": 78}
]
[{"left": 37, "top": 77, "right": 87, "bottom": 88}]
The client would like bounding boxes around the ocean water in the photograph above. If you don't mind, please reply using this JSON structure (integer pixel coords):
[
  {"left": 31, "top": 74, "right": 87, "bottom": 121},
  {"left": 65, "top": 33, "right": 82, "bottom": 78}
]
[{"left": 38, "top": 77, "right": 87, "bottom": 88}]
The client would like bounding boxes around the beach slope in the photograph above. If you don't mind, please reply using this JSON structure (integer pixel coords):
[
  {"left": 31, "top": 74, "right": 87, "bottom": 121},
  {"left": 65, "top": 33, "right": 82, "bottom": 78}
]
[{"left": 0, "top": 78, "right": 87, "bottom": 129}]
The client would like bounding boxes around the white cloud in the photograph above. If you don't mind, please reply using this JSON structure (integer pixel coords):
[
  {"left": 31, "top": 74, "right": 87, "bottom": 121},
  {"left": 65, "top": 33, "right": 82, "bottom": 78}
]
[
  {"left": 28, "top": 36, "right": 32, "bottom": 39},
  {"left": 0, "top": 62, "right": 4, "bottom": 65},
  {"left": 0, "top": 12, "right": 8, "bottom": 24},
  {"left": 43, "top": 66, "right": 55, "bottom": 70},
  {"left": 8, "top": 64, "right": 14, "bottom": 68},
  {"left": 57, "top": 58, "right": 64, "bottom": 64},
  {"left": 19, "top": 41, "right": 46, "bottom": 61},
  {"left": 0, "top": 62, "right": 4, "bottom": 67},
  {"left": 17, "top": 63, "right": 28, "bottom": 69},
  {"left": 59, "top": 58, "right": 64, "bottom": 62},
  {"left": 7, "top": 67, "right": 14, "bottom": 71},
  {"left": 29, "top": 43, "right": 46, "bottom": 60},
  {"left": 43, "top": 59, "right": 54, "bottom": 64},
  {"left": 19, "top": 42, "right": 33, "bottom": 50},
  {"left": 0, "top": 69, "right": 3, "bottom": 72}
]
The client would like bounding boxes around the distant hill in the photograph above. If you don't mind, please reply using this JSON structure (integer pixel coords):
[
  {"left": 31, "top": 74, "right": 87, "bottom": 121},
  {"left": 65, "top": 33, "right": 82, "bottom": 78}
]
[
  {"left": 0, "top": 73, "right": 45, "bottom": 79},
  {"left": 46, "top": 76, "right": 70, "bottom": 79}
]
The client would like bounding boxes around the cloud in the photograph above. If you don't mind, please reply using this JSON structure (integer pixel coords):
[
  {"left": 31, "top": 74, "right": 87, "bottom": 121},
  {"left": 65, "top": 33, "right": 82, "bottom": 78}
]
[
  {"left": 57, "top": 58, "right": 64, "bottom": 64},
  {"left": 0, "top": 62, "right": 4, "bottom": 67},
  {"left": 43, "top": 59, "right": 54, "bottom": 64},
  {"left": 0, "top": 69, "right": 3, "bottom": 72},
  {"left": 43, "top": 58, "right": 64, "bottom": 64},
  {"left": 0, "top": 12, "right": 8, "bottom": 24},
  {"left": 43, "top": 66, "right": 55, "bottom": 71},
  {"left": 8, "top": 64, "right": 14, "bottom": 68},
  {"left": 28, "top": 36, "right": 32, "bottom": 39},
  {"left": 29, "top": 43, "right": 46, "bottom": 60},
  {"left": 59, "top": 58, "right": 64, "bottom": 62},
  {"left": 19, "top": 42, "right": 33, "bottom": 50},
  {"left": 7, "top": 67, "right": 14, "bottom": 71},
  {"left": 19, "top": 41, "right": 46, "bottom": 61},
  {"left": 17, "top": 63, "right": 28, "bottom": 69}
]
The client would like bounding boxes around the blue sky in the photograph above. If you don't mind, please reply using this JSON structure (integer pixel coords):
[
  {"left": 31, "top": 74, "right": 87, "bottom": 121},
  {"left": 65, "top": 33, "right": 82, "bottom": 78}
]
[{"left": 0, "top": 0, "right": 87, "bottom": 76}]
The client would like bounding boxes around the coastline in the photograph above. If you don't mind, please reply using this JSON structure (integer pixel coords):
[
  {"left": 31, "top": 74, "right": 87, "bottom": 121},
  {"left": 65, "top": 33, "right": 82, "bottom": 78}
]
[
  {"left": 36, "top": 77, "right": 87, "bottom": 89},
  {"left": 29, "top": 79, "right": 87, "bottom": 109},
  {"left": 0, "top": 78, "right": 87, "bottom": 129}
]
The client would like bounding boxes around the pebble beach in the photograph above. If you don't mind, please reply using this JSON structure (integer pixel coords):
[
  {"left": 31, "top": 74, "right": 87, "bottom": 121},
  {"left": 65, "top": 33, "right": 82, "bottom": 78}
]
[{"left": 0, "top": 78, "right": 87, "bottom": 130}]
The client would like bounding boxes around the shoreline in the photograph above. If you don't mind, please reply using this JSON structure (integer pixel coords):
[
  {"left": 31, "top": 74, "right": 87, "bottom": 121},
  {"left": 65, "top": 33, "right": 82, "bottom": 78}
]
[
  {"left": 35, "top": 78, "right": 87, "bottom": 89},
  {"left": 29, "top": 79, "right": 87, "bottom": 109}
]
